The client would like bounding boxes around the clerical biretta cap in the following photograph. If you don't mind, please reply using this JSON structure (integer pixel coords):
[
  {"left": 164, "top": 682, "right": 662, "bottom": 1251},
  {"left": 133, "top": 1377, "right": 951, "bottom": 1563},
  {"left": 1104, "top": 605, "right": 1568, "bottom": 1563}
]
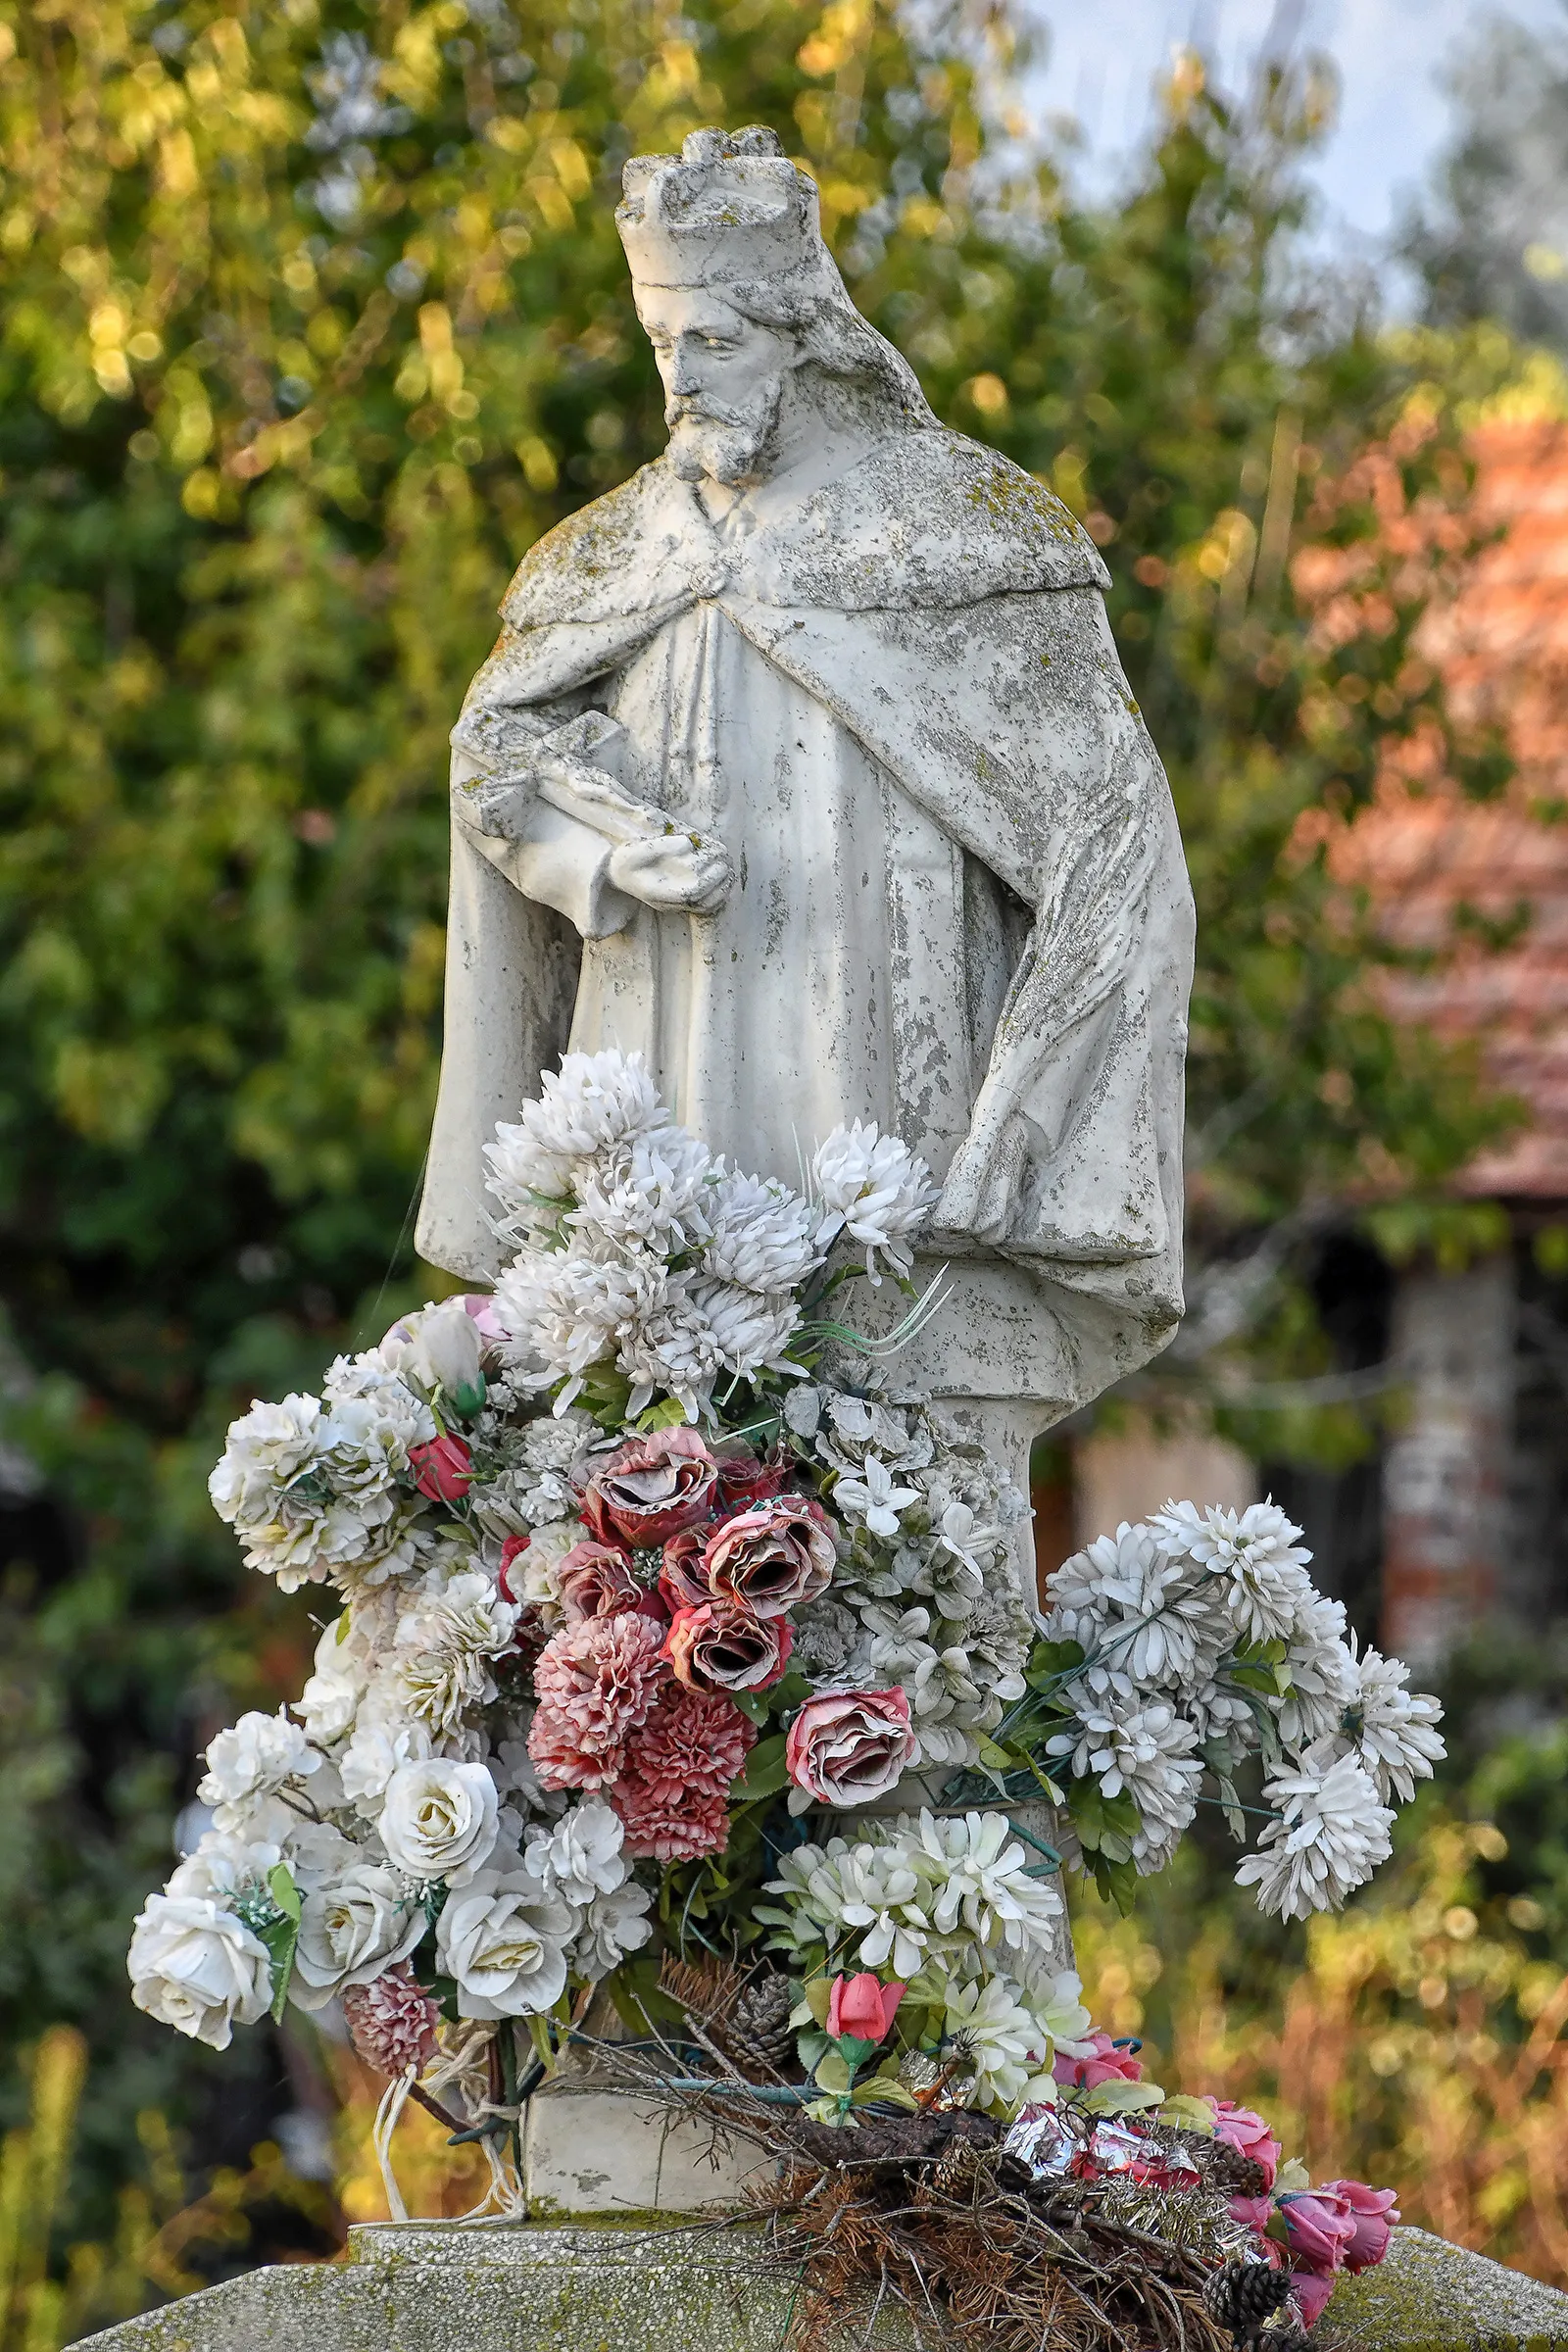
[{"left": 616, "top": 125, "right": 842, "bottom": 298}]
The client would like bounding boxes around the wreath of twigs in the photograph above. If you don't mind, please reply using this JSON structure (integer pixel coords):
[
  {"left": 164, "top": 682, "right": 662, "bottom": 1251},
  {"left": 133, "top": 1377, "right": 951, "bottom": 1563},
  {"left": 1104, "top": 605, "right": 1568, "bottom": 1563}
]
[{"left": 552, "top": 1963, "right": 1308, "bottom": 2352}]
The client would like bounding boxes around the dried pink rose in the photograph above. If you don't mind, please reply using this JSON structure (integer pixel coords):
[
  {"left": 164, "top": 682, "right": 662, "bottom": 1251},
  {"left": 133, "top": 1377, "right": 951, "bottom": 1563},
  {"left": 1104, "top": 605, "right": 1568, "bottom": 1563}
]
[
  {"left": 557, "top": 1540, "right": 658, "bottom": 1627},
  {"left": 528, "top": 1613, "right": 668, "bottom": 1789},
  {"left": 342, "top": 1964, "right": 441, "bottom": 2077},
  {"left": 703, "top": 1494, "right": 836, "bottom": 1619},
  {"left": 713, "top": 1448, "right": 794, "bottom": 1510},
  {"left": 659, "top": 1524, "right": 711, "bottom": 1615},
  {"left": 580, "top": 1427, "right": 717, "bottom": 1547},
  {"left": 784, "top": 1687, "right": 917, "bottom": 1806},
  {"left": 666, "top": 1599, "right": 792, "bottom": 1693}
]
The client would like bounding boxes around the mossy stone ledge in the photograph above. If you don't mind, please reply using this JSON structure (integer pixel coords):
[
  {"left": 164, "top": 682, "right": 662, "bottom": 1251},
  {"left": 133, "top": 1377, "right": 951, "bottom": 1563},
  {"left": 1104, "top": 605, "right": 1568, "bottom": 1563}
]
[{"left": 74, "top": 2219, "right": 1568, "bottom": 2352}]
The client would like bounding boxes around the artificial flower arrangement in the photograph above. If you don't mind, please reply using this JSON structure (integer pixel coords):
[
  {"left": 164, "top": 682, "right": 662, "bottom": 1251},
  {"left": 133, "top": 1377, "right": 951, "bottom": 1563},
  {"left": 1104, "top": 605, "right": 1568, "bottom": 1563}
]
[{"left": 125, "top": 1049, "right": 1437, "bottom": 2335}]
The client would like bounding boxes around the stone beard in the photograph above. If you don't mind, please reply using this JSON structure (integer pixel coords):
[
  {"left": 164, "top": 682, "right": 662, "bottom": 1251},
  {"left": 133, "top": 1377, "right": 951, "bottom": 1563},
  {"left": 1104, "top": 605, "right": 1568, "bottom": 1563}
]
[{"left": 417, "top": 127, "right": 1196, "bottom": 1436}]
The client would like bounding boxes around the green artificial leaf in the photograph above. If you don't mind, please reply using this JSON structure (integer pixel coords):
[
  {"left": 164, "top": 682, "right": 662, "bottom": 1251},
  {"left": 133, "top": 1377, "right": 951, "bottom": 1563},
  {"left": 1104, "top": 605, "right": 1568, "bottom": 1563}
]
[
  {"left": 804, "top": 1976, "right": 835, "bottom": 2028},
  {"left": 975, "top": 1737, "right": 1017, "bottom": 1771},
  {"left": 730, "top": 1734, "right": 788, "bottom": 1801},
  {"left": 1276, "top": 2156, "right": 1311, "bottom": 2194},
  {"left": 1026, "top": 1639, "right": 1086, "bottom": 1690},
  {"left": 796, "top": 2028, "right": 831, "bottom": 2075},
  {"left": 267, "top": 1862, "right": 301, "bottom": 1924},
  {"left": 1079, "top": 2077, "right": 1166, "bottom": 2114},
  {"left": 1158, "top": 2094, "right": 1218, "bottom": 2134},
  {"left": 813, "top": 2049, "right": 855, "bottom": 2094},
  {"left": 853, "top": 2075, "right": 918, "bottom": 2110},
  {"left": 636, "top": 1396, "right": 690, "bottom": 1433}
]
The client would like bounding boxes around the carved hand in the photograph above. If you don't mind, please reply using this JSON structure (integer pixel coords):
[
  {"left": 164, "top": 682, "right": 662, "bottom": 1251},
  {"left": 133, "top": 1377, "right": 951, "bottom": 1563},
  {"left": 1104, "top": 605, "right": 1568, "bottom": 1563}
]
[{"left": 606, "top": 829, "right": 733, "bottom": 912}]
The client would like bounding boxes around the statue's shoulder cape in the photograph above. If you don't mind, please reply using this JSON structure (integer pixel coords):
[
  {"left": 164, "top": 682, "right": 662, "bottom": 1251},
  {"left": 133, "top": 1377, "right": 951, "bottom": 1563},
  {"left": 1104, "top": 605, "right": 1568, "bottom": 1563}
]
[{"left": 497, "top": 427, "right": 1109, "bottom": 631}]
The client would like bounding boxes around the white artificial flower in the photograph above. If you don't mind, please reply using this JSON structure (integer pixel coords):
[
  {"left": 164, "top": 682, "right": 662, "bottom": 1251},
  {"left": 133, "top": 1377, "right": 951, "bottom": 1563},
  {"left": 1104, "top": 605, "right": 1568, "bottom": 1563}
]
[
  {"left": 1153, "top": 1499, "right": 1314, "bottom": 1645},
  {"left": 818, "top": 1393, "right": 934, "bottom": 1475},
  {"left": 568, "top": 1127, "right": 713, "bottom": 1254},
  {"left": 198, "top": 1710, "right": 321, "bottom": 1834},
  {"left": 435, "top": 1865, "right": 576, "bottom": 2018},
  {"left": 834, "top": 1453, "right": 921, "bottom": 1541},
  {"left": 1043, "top": 1523, "right": 1226, "bottom": 1692},
  {"left": 167, "top": 1831, "right": 282, "bottom": 1907},
  {"left": 208, "top": 1394, "right": 324, "bottom": 1533},
  {"left": 493, "top": 1245, "right": 669, "bottom": 1403},
  {"left": 339, "top": 1715, "right": 435, "bottom": 1811},
  {"left": 1275, "top": 1594, "right": 1360, "bottom": 1750},
  {"left": 1345, "top": 1643, "right": 1446, "bottom": 1804},
  {"left": 515, "top": 1410, "right": 598, "bottom": 1472},
  {"left": 319, "top": 1352, "right": 435, "bottom": 1495},
  {"left": 1046, "top": 1687, "right": 1202, "bottom": 1850},
  {"left": 612, "top": 1285, "right": 724, "bottom": 1421},
  {"left": 391, "top": 1570, "right": 519, "bottom": 1739},
  {"left": 290, "top": 1862, "right": 425, "bottom": 2009},
  {"left": 699, "top": 1167, "right": 821, "bottom": 1294},
  {"left": 683, "top": 1277, "right": 803, "bottom": 1383},
  {"left": 469, "top": 1464, "right": 579, "bottom": 1541},
  {"left": 1235, "top": 1741, "right": 1395, "bottom": 1922},
  {"left": 943, "top": 1977, "right": 1055, "bottom": 2114},
  {"left": 571, "top": 1883, "right": 655, "bottom": 1977},
  {"left": 377, "top": 1300, "right": 484, "bottom": 1407},
  {"left": 378, "top": 1758, "right": 500, "bottom": 1886},
  {"left": 761, "top": 1836, "right": 929, "bottom": 1980},
  {"left": 485, "top": 1048, "right": 665, "bottom": 1213},
  {"left": 297, "top": 1618, "right": 365, "bottom": 1747},
  {"left": 127, "top": 1893, "right": 272, "bottom": 2050},
  {"left": 521, "top": 1798, "right": 629, "bottom": 1905},
  {"left": 811, "top": 1121, "right": 939, "bottom": 1281},
  {"left": 914, "top": 1810, "right": 1064, "bottom": 1954},
  {"left": 1014, "top": 1964, "right": 1096, "bottom": 2058}
]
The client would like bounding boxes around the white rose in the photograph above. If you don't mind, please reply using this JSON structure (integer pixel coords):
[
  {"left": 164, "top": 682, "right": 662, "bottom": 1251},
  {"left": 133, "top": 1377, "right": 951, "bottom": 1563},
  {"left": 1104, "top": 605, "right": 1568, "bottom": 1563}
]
[
  {"left": 378, "top": 1759, "right": 499, "bottom": 1885},
  {"left": 197, "top": 1709, "right": 320, "bottom": 1832},
  {"left": 167, "top": 1832, "right": 280, "bottom": 1905},
  {"left": 434, "top": 1867, "right": 575, "bottom": 2019},
  {"left": 127, "top": 1893, "right": 272, "bottom": 2050},
  {"left": 298, "top": 1620, "right": 365, "bottom": 1746},
  {"left": 291, "top": 1863, "right": 425, "bottom": 2009},
  {"left": 380, "top": 1299, "right": 484, "bottom": 1405}
]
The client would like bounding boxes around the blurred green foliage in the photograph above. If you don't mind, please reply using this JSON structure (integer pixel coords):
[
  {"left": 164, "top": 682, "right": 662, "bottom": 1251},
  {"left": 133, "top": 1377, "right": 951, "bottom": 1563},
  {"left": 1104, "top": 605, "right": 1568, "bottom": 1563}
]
[{"left": 0, "top": 0, "right": 1538, "bottom": 2302}]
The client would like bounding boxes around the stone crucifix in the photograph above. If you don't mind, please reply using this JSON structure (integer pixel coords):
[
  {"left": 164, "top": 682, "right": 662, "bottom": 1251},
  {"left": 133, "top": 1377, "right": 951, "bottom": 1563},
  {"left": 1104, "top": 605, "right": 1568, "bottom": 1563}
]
[{"left": 416, "top": 124, "right": 1194, "bottom": 1521}]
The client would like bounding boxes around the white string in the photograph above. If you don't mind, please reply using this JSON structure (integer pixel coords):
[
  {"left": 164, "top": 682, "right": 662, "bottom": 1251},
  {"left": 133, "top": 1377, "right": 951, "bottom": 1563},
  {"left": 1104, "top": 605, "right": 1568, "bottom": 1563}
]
[{"left": 371, "top": 2068, "right": 416, "bottom": 2223}]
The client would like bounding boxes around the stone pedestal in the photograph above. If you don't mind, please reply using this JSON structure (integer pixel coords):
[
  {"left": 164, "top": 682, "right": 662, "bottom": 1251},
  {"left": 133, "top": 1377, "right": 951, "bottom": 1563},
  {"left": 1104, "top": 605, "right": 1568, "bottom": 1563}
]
[{"left": 74, "top": 2220, "right": 1568, "bottom": 2352}]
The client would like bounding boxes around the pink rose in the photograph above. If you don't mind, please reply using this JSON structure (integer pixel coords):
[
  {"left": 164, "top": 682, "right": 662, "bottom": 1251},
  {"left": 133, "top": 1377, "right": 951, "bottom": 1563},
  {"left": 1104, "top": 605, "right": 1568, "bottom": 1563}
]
[
  {"left": 704, "top": 1495, "right": 836, "bottom": 1618},
  {"left": 498, "top": 1533, "right": 530, "bottom": 1604},
  {"left": 1228, "top": 2194, "right": 1276, "bottom": 2239},
  {"left": 659, "top": 1524, "right": 712, "bottom": 1615},
  {"left": 784, "top": 1688, "right": 917, "bottom": 1807},
  {"left": 409, "top": 1432, "right": 474, "bottom": 1501},
  {"left": 1053, "top": 2031, "right": 1144, "bottom": 2090},
  {"left": 714, "top": 1448, "right": 794, "bottom": 1510},
  {"left": 827, "top": 1972, "right": 905, "bottom": 2044},
  {"left": 1279, "top": 2189, "right": 1356, "bottom": 2274},
  {"left": 1291, "top": 2272, "right": 1339, "bottom": 2328},
  {"left": 666, "top": 1600, "right": 793, "bottom": 1692},
  {"left": 1318, "top": 2180, "right": 1399, "bottom": 2272},
  {"left": 557, "top": 1540, "right": 655, "bottom": 1626},
  {"left": 1207, "top": 2098, "right": 1282, "bottom": 2189},
  {"left": 580, "top": 1427, "right": 717, "bottom": 1547}
]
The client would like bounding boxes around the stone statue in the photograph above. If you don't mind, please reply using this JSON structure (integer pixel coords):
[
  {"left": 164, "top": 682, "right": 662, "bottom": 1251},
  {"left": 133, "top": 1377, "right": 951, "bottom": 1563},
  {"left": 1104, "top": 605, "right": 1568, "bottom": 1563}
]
[{"left": 417, "top": 125, "right": 1194, "bottom": 1494}]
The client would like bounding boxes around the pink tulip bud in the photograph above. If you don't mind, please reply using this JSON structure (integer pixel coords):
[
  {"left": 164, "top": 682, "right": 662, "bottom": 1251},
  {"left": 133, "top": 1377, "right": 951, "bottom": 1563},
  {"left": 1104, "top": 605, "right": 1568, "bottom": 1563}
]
[
  {"left": 826, "top": 1972, "right": 905, "bottom": 2044},
  {"left": 410, "top": 1432, "right": 474, "bottom": 1501},
  {"left": 1316, "top": 2180, "right": 1399, "bottom": 2272}
]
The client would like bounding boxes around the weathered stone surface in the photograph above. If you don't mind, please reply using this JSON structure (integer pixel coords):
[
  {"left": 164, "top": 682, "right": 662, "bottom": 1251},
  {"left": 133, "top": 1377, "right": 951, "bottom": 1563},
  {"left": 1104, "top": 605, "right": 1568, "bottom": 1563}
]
[{"left": 74, "top": 2220, "right": 1568, "bottom": 2352}]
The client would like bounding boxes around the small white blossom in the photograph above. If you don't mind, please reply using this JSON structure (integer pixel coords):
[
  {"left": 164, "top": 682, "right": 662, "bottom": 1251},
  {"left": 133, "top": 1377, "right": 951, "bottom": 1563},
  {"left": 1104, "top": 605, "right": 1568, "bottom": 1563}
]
[
  {"left": 835, "top": 1452, "right": 921, "bottom": 1540},
  {"left": 198, "top": 1710, "right": 321, "bottom": 1834},
  {"left": 811, "top": 1121, "right": 939, "bottom": 1281},
  {"left": 1235, "top": 1741, "right": 1395, "bottom": 1921},
  {"left": 943, "top": 1977, "right": 1055, "bottom": 2114}
]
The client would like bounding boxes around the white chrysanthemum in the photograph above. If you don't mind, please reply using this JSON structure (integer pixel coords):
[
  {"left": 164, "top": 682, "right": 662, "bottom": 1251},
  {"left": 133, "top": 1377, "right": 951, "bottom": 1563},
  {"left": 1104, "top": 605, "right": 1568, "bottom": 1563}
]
[
  {"left": 1043, "top": 1522, "right": 1227, "bottom": 1691},
  {"left": 1046, "top": 1686, "right": 1203, "bottom": 1835},
  {"left": 208, "top": 1394, "right": 325, "bottom": 1533},
  {"left": 568, "top": 1126, "right": 714, "bottom": 1254},
  {"left": 571, "top": 1882, "right": 655, "bottom": 1977},
  {"left": 1013, "top": 1963, "right": 1096, "bottom": 2057},
  {"left": 690, "top": 1277, "right": 803, "bottom": 1376},
  {"left": 198, "top": 1709, "right": 321, "bottom": 1834},
  {"left": 811, "top": 1120, "right": 940, "bottom": 1281},
  {"left": 391, "top": 1570, "right": 520, "bottom": 1739},
  {"left": 942, "top": 1977, "right": 1055, "bottom": 2114},
  {"left": 913, "top": 1809, "right": 1064, "bottom": 1953},
  {"left": 493, "top": 1244, "right": 669, "bottom": 1401},
  {"left": 1345, "top": 1644, "right": 1446, "bottom": 1804},
  {"left": 760, "top": 1836, "right": 930, "bottom": 1980},
  {"left": 1235, "top": 1742, "right": 1395, "bottom": 1921},
  {"left": 616, "top": 1277, "right": 802, "bottom": 1419},
  {"left": 699, "top": 1167, "right": 821, "bottom": 1293},
  {"left": 485, "top": 1049, "right": 665, "bottom": 1212},
  {"left": 1153, "top": 1498, "right": 1315, "bottom": 1645},
  {"left": 1275, "top": 1594, "right": 1360, "bottom": 1750}
]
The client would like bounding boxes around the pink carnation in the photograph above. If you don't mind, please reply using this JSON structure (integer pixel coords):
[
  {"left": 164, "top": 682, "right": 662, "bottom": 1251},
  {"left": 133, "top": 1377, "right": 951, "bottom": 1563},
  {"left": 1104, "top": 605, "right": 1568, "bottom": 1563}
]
[
  {"left": 620, "top": 1685, "right": 755, "bottom": 1805},
  {"left": 612, "top": 1779, "right": 732, "bottom": 1864},
  {"left": 342, "top": 1965, "right": 441, "bottom": 2077},
  {"left": 528, "top": 1613, "right": 667, "bottom": 1789}
]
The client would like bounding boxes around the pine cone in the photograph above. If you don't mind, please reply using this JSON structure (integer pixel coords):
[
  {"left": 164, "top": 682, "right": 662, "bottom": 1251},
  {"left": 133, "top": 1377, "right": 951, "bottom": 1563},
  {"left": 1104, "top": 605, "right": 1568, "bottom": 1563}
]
[
  {"left": 1203, "top": 2260, "right": 1293, "bottom": 2344},
  {"left": 1202, "top": 2139, "right": 1271, "bottom": 2198},
  {"left": 710, "top": 1971, "right": 795, "bottom": 2078}
]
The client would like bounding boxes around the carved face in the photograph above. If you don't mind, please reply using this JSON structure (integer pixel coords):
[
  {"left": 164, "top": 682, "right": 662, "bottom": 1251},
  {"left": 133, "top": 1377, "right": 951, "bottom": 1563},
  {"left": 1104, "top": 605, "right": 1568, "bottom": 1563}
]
[{"left": 634, "top": 284, "right": 797, "bottom": 485}]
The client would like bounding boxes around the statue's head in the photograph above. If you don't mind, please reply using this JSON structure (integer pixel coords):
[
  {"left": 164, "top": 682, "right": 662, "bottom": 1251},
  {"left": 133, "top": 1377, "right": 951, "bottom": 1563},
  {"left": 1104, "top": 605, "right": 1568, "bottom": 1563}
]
[{"left": 616, "top": 126, "right": 932, "bottom": 486}]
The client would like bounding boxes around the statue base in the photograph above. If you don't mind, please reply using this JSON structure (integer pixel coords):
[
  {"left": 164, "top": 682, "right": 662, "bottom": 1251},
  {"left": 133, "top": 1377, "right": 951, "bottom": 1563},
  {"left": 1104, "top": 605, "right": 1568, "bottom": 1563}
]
[{"left": 75, "top": 2220, "right": 1568, "bottom": 2351}]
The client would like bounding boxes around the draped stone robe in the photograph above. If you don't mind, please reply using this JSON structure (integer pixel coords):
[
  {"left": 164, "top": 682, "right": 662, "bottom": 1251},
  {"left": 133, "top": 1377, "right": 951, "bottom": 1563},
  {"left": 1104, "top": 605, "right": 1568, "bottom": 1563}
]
[{"left": 416, "top": 424, "right": 1195, "bottom": 1426}]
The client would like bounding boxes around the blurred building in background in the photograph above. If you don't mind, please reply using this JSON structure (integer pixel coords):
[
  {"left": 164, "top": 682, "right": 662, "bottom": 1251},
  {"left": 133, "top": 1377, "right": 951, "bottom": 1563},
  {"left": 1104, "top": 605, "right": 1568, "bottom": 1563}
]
[{"left": 1038, "top": 418, "right": 1568, "bottom": 1669}]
